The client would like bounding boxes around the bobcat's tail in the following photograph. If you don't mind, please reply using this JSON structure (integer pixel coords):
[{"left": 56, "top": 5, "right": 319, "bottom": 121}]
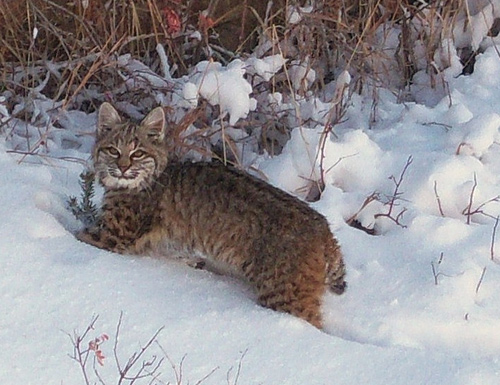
[{"left": 325, "top": 237, "right": 347, "bottom": 294}]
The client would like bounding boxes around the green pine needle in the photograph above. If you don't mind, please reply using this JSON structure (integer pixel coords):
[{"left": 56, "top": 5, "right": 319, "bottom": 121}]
[{"left": 68, "top": 170, "right": 99, "bottom": 227}]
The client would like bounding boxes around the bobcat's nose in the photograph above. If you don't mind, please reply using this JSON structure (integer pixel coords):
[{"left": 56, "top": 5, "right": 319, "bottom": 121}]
[{"left": 117, "top": 158, "right": 131, "bottom": 174}]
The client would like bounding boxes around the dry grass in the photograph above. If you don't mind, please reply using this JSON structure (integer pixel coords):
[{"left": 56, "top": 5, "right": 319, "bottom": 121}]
[
  {"left": 0, "top": 0, "right": 476, "bottom": 101},
  {"left": 271, "top": 0, "right": 470, "bottom": 92},
  {"left": 1, "top": 0, "right": 180, "bottom": 110},
  {"left": 0, "top": 0, "right": 495, "bottom": 161}
]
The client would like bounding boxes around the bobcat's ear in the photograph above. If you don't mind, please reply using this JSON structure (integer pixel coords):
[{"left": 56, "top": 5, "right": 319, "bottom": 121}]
[
  {"left": 98, "top": 102, "right": 122, "bottom": 135},
  {"left": 141, "top": 106, "right": 166, "bottom": 141}
]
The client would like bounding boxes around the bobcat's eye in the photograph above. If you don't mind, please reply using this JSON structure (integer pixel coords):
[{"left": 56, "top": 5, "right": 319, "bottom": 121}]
[
  {"left": 105, "top": 147, "right": 120, "bottom": 157},
  {"left": 131, "top": 150, "right": 146, "bottom": 159}
]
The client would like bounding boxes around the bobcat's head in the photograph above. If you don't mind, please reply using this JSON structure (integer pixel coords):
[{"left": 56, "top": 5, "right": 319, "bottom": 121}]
[{"left": 93, "top": 103, "right": 169, "bottom": 191}]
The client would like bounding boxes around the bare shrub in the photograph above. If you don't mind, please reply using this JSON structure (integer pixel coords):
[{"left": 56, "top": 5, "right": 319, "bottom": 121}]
[
  {"left": 66, "top": 314, "right": 250, "bottom": 385},
  {"left": 346, "top": 156, "right": 413, "bottom": 234},
  {"left": 271, "top": 0, "right": 472, "bottom": 92},
  {"left": 462, "top": 173, "right": 500, "bottom": 224},
  {"left": 1, "top": 0, "right": 497, "bottom": 169},
  {"left": 0, "top": 0, "right": 483, "bottom": 111}
]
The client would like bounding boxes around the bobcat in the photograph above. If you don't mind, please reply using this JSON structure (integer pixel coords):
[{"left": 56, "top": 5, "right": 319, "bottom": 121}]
[{"left": 77, "top": 102, "right": 346, "bottom": 328}]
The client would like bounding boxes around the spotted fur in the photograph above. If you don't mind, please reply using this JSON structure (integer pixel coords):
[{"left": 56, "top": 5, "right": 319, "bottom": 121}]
[{"left": 77, "top": 103, "right": 346, "bottom": 328}]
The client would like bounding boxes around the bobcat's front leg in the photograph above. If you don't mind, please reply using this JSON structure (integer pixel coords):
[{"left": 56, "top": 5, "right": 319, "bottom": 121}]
[{"left": 76, "top": 225, "right": 129, "bottom": 253}]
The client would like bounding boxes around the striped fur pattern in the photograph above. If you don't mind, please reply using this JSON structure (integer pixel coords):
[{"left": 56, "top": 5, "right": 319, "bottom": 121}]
[{"left": 78, "top": 103, "right": 346, "bottom": 328}]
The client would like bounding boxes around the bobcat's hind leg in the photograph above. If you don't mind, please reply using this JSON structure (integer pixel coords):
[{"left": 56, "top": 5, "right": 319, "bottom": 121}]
[
  {"left": 255, "top": 268, "right": 326, "bottom": 329},
  {"left": 257, "top": 285, "right": 324, "bottom": 329}
]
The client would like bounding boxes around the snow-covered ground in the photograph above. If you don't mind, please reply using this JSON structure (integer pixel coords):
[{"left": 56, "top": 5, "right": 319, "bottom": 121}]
[{"left": 4, "top": 22, "right": 500, "bottom": 385}]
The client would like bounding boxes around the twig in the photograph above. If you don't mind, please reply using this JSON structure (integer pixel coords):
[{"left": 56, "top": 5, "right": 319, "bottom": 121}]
[
  {"left": 6, "top": 149, "right": 88, "bottom": 165},
  {"left": 66, "top": 313, "right": 172, "bottom": 385},
  {"left": 156, "top": 345, "right": 186, "bottom": 385},
  {"left": 463, "top": 173, "right": 478, "bottom": 225},
  {"left": 431, "top": 252, "right": 445, "bottom": 285},
  {"left": 226, "top": 349, "right": 248, "bottom": 385},
  {"left": 317, "top": 122, "right": 333, "bottom": 191},
  {"left": 491, "top": 216, "right": 499, "bottom": 261},
  {"left": 346, "top": 192, "right": 379, "bottom": 235},
  {"left": 374, "top": 155, "right": 413, "bottom": 228},
  {"left": 157, "top": 342, "right": 219, "bottom": 385},
  {"left": 195, "top": 366, "right": 219, "bottom": 385},
  {"left": 431, "top": 252, "right": 464, "bottom": 285},
  {"left": 462, "top": 173, "right": 500, "bottom": 224},
  {"left": 325, "top": 153, "right": 358, "bottom": 175},
  {"left": 114, "top": 312, "right": 165, "bottom": 385},
  {"left": 433, "top": 180, "right": 445, "bottom": 217},
  {"left": 422, "top": 121, "right": 452, "bottom": 131},
  {"left": 475, "top": 267, "right": 487, "bottom": 294},
  {"left": 66, "top": 314, "right": 100, "bottom": 385},
  {"left": 317, "top": 76, "right": 351, "bottom": 189}
]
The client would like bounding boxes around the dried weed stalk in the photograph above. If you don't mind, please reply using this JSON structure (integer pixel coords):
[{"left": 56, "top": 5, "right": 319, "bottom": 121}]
[
  {"left": 462, "top": 173, "right": 500, "bottom": 224},
  {"left": 374, "top": 155, "right": 413, "bottom": 228},
  {"left": 66, "top": 313, "right": 224, "bottom": 385}
]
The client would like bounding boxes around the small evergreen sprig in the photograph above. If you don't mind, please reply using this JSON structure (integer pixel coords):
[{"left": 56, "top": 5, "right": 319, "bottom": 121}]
[{"left": 68, "top": 170, "right": 99, "bottom": 227}]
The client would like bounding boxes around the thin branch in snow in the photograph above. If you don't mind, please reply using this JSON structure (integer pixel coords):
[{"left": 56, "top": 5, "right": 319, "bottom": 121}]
[
  {"left": 491, "top": 216, "right": 499, "bottom": 261},
  {"left": 317, "top": 74, "right": 351, "bottom": 192},
  {"left": 65, "top": 314, "right": 100, "bottom": 385},
  {"left": 346, "top": 192, "right": 379, "bottom": 235},
  {"left": 431, "top": 252, "right": 463, "bottom": 285},
  {"left": 462, "top": 173, "right": 500, "bottom": 224},
  {"left": 475, "top": 267, "right": 487, "bottom": 295},
  {"left": 431, "top": 252, "right": 445, "bottom": 285},
  {"left": 374, "top": 155, "right": 413, "bottom": 228},
  {"left": 463, "top": 172, "right": 478, "bottom": 225},
  {"left": 156, "top": 342, "right": 219, "bottom": 385},
  {"left": 113, "top": 312, "right": 165, "bottom": 385},
  {"left": 433, "top": 180, "right": 445, "bottom": 217},
  {"left": 67, "top": 313, "right": 167, "bottom": 385},
  {"left": 422, "top": 121, "right": 452, "bottom": 131},
  {"left": 226, "top": 348, "right": 248, "bottom": 385}
]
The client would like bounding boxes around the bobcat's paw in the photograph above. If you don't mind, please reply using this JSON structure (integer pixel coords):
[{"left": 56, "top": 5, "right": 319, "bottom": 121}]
[
  {"left": 186, "top": 258, "right": 206, "bottom": 270},
  {"left": 76, "top": 229, "right": 106, "bottom": 249},
  {"left": 76, "top": 229, "right": 94, "bottom": 244}
]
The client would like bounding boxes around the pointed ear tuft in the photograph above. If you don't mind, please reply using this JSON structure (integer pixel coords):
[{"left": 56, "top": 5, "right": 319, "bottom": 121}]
[
  {"left": 98, "top": 103, "right": 121, "bottom": 135},
  {"left": 141, "top": 106, "right": 166, "bottom": 141}
]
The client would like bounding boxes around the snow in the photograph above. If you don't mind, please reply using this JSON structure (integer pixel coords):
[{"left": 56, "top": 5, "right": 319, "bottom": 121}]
[
  {"left": 286, "top": 5, "right": 314, "bottom": 25},
  {"left": 4, "top": 22, "right": 500, "bottom": 385},
  {"left": 288, "top": 58, "right": 316, "bottom": 92},
  {"left": 185, "top": 60, "right": 255, "bottom": 125},
  {"left": 453, "top": 1, "right": 500, "bottom": 50},
  {"left": 245, "top": 54, "right": 286, "bottom": 82}
]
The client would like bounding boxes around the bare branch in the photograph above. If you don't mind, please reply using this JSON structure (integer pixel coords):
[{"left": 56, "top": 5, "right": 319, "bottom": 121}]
[
  {"left": 157, "top": 342, "right": 219, "bottom": 385},
  {"left": 66, "top": 313, "right": 172, "bottom": 385},
  {"left": 346, "top": 192, "right": 380, "bottom": 225},
  {"left": 431, "top": 252, "right": 444, "bottom": 285},
  {"left": 156, "top": 344, "right": 185, "bottom": 385},
  {"left": 66, "top": 314, "right": 100, "bottom": 385},
  {"left": 317, "top": 78, "right": 351, "bottom": 194},
  {"left": 226, "top": 349, "right": 248, "bottom": 385},
  {"left": 492, "top": 216, "right": 500, "bottom": 261},
  {"left": 475, "top": 267, "right": 487, "bottom": 294},
  {"left": 462, "top": 173, "right": 500, "bottom": 224},
  {"left": 422, "top": 122, "right": 452, "bottom": 131},
  {"left": 431, "top": 252, "right": 463, "bottom": 285},
  {"left": 433, "top": 180, "right": 445, "bottom": 217},
  {"left": 114, "top": 312, "right": 165, "bottom": 385},
  {"left": 194, "top": 366, "right": 219, "bottom": 385},
  {"left": 374, "top": 155, "right": 413, "bottom": 228},
  {"left": 463, "top": 173, "right": 478, "bottom": 225},
  {"left": 346, "top": 192, "right": 379, "bottom": 235}
]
